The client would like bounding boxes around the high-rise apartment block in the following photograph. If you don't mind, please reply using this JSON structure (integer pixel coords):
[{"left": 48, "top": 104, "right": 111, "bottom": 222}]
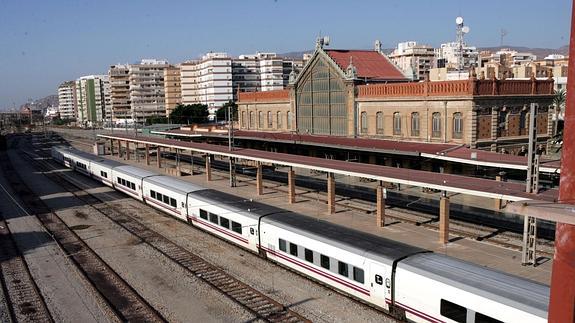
[
  {"left": 389, "top": 41, "right": 435, "bottom": 80},
  {"left": 57, "top": 81, "right": 77, "bottom": 120},
  {"left": 109, "top": 64, "right": 130, "bottom": 122},
  {"left": 75, "top": 75, "right": 110, "bottom": 126},
  {"left": 435, "top": 42, "right": 479, "bottom": 70},
  {"left": 129, "top": 59, "right": 169, "bottom": 122},
  {"left": 164, "top": 65, "right": 182, "bottom": 117}
]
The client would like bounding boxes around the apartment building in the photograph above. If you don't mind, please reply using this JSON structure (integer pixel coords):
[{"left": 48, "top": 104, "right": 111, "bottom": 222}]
[
  {"left": 180, "top": 53, "right": 233, "bottom": 115},
  {"left": 129, "top": 59, "right": 169, "bottom": 122},
  {"left": 164, "top": 65, "right": 182, "bottom": 117},
  {"left": 57, "top": 81, "right": 77, "bottom": 120},
  {"left": 75, "top": 75, "right": 110, "bottom": 126},
  {"left": 389, "top": 41, "right": 435, "bottom": 80},
  {"left": 435, "top": 42, "right": 479, "bottom": 70},
  {"left": 109, "top": 64, "right": 130, "bottom": 122}
]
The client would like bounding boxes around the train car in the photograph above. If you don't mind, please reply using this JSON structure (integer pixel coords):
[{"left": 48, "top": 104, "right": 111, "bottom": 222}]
[
  {"left": 394, "top": 253, "right": 548, "bottom": 323},
  {"left": 259, "top": 211, "right": 425, "bottom": 312},
  {"left": 142, "top": 175, "right": 204, "bottom": 221},
  {"left": 89, "top": 158, "right": 124, "bottom": 187},
  {"left": 111, "top": 165, "right": 158, "bottom": 201},
  {"left": 186, "top": 189, "right": 262, "bottom": 252},
  {"left": 56, "top": 146, "right": 93, "bottom": 176}
]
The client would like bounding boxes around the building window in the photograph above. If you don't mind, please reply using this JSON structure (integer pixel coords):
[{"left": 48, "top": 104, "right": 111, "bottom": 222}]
[
  {"left": 277, "top": 111, "right": 282, "bottom": 129},
  {"left": 393, "top": 112, "right": 401, "bottom": 135},
  {"left": 287, "top": 111, "right": 292, "bottom": 129},
  {"left": 249, "top": 111, "right": 255, "bottom": 129},
  {"left": 376, "top": 112, "right": 384, "bottom": 134},
  {"left": 258, "top": 111, "right": 264, "bottom": 128},
  {"left": 411, "top": 112, "right": 420, "bottom": 136},
  {"left": 241, "top": 111, "right": 246, "bottom": 128},
  {"left": 453, "top": 112, "right": 463, "bottom": 139},
  {"left": 267, "top": 111, "right": 273, "bottom": 128},
  {"left": 432, "top": 112, "right": 441, "bottom": 138},
  {"left": 360, "top": 112, "right": 368, "bottom": 133}
]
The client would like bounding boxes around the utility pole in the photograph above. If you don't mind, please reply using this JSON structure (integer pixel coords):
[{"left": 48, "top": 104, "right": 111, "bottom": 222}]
[{"left": 522, "top": 102, "right": 539, "bottom": 266}]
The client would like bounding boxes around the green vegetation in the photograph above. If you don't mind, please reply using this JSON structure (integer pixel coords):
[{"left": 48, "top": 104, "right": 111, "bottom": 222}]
[
  {"left": 215, "top": 100, "right": 238, "bottom": 122},
  {"left": 169, "top": 103, "right": 209, "bottom": 124}
]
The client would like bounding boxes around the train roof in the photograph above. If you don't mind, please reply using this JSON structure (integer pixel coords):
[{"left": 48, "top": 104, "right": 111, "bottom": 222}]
[
  {"left": 263, "top": 212, "right": 425, "bottom": 265},
  {"left": 399, "top": 253, "right": 549, "bottom": 319},
  {"left": 189, "top": 189, "right": 282, "bottom": 222},
  {"left": 189, "top": 189, "right": 425, "bottom": 264},
  {"left": 55, "top": 146, "right": 125, "bottom": 168},
  {"left": 113, "top": 165, "right": 159, "bottom": 179},
  {"left": 144, "top": 176, "right": 205, "bottom": 195}
]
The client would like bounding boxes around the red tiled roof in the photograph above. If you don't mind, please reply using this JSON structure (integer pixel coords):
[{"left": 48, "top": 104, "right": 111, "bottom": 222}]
[
  {"left": 324, "top": 50, "right": 408, "bottom": 81},
  {"left": 238, "top": 90, "right": 289, "bottom": 103}
]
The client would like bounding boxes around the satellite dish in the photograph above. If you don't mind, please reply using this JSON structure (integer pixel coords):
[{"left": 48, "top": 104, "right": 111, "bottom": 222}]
[
  {"left": 456, "top": 16, "right": 464, "bottom": 25},
  {"left": 462, "top": 26, "right": 470, "bottom": 33},
  {"left": 323, "top": 36, "right": 330, "bottom": 46}
]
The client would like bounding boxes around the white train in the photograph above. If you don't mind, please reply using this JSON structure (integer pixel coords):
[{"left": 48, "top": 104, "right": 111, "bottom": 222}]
[{"left": 52, "top": 146, "right": 549, "bottom": 323}]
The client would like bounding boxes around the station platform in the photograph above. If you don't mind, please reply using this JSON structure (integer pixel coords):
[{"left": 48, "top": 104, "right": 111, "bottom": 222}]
[{"left": 67, "top": 139, "right": 553, "bottom": 285}]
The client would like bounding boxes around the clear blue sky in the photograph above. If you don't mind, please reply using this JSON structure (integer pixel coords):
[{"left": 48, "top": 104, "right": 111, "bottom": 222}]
[{"left": 0, "top": 0, "right": 571, "bottom": 110}]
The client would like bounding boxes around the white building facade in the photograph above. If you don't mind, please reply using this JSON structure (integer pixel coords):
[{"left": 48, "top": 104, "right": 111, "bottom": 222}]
[
  {"left": 389, "top": 41, "right": 435, "bottom": 80},
  {"left": 57, "top": 81, "right": 76, "bottom": 120},
  {"left": 75, "top": 75, "right": 110, "bottom": 126}
]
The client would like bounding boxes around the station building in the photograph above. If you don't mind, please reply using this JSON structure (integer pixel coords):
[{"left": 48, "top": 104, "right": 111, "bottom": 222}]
[{"left": 237, "top": 41, "right": 556, "bottom": 151}]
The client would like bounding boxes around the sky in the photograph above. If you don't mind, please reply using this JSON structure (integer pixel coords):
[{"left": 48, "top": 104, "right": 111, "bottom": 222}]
[{"left": 0, "top": 0, "right": 572, "bottom": 110}]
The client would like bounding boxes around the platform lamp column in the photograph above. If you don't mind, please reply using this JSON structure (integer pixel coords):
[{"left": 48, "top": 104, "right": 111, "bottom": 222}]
[
  {"left": 109, "top": 138, "right": 114, "bottom": 156},
  {"left": 376, "top": 181, "right": 386, "bottom": 227},
  {"left": 439, "top": 191, "right": 450, "bottom": 244},
  {"left": 494, "top": 172, "right": 506, "bottom": 209},
  {"left": 117, "top": 139, "right": 122, "bottom": 158},
  {"left": 548, "top": 2, "right": 575, "bottom": 320},
  {"left": 327, "top": 172, "right": 336, "bottom": 214},
  {"left": 157, "top": 146, "right": 162, "bottom": 168},
  {"left": 287, "top": 167, "right": 296, "bottom": 204},
  {"left": 125, "top": 141, "right": 130, "bottom": 160}
]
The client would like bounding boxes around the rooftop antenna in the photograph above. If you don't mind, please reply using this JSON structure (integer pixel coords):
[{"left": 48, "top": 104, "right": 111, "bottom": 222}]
[
  {"left": 500, "top": 29, "right": 508, "bottom": 47},
  {"left": 456, "top": 16, "right": 470, "bottom": 76}
]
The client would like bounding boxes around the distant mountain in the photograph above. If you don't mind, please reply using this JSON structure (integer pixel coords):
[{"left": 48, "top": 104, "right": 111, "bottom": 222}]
[
  {"left": 20, "top": 94, "right": 58, "bottom": 111},
  {"left": 281, "top": 45, "right": 569, "bottom": 60}
]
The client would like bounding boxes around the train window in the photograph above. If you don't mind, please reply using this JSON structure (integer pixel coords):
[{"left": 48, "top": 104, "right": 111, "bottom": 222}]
[
  {"left": 475, "top": 312, "right": 503, "bottom": 323},
  {"left": 231, "top": 221, "right": 242, "bottom": 234},
  {"left": 219, "top": 217, "right": 230, "bottom": 229},
  {"left": 304, "top": 249, "right": 313, "bottom": 263},
  {"left": 279, "top": 239, "right": 287, "bottom": 252},
  {"left": 170, "top": 198, "right": 177, "bottom": 208},
  {"left": 199, "top": 209, "right": 208, "bottom": 220},
  {"left": 320, "top": 255, "right": 330, "bottom": 270},
  {"left": 163, "top": 195, "right": 170, "bottom": 204},
  {"left": 117, "top": 178, "right": 121, "bottom": 184},
  {"left": 100, "top": 171, "right": 107, "bottom": 178},
  {"left": 440, "top": 299, "right": 467, "bottom": 323},
  {"left": 151, "top": 191, "right": 156, "bottom": 199},
  {"left": 289, "top": 243, "right": 298, "bottom": 257},
  {"left": 157, "top": 193, "right": 163, "bottom": 201},
  {"left": 338, "top": 261, "right": 349, "bottom": 277},
  {"left": 353, "top": 267, "right": 364, "bottom": 284},
  {"left": 209, "top": 213, "right": 218, "bottom": 224},
  {"left": 131, "top": 183, "right": 135, "bottom": 190}
]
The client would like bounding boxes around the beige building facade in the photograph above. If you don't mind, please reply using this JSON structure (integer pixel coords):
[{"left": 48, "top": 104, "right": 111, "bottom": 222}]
[{"left": 164, "top": 65, "right": 182, "bottom": 117}]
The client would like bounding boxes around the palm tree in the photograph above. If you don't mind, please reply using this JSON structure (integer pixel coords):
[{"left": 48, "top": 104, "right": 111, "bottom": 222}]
[{"left": 552, "top": 89, "right": 566, "bottom": 151}]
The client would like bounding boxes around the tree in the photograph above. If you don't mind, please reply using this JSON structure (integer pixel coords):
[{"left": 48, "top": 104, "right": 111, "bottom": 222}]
[
  {"left": 169, "top": 103, "right": 209, "bottom": 124},
  {"left": 215, "top": 100, "right": 238, "bottom": 122},
  {"left": 551, "top": 89, "right": 567, "bottom": 152}
]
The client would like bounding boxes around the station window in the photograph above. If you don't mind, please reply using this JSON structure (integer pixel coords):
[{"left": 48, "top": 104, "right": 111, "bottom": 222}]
[
  {"left": 338, "top": 261, "right": 349, "bottom": 277},
  {"left": 289, "top": 243, "right": 298, "bottom": 257},
  {"left": 150, "top": 190, "right": 156, "bottom": 199},
  {"left": 199, "top": 209, "right": 208, "bottom": 220},
  {"left": 231, "top": 221, "right": 242, "bottom": 234},
  {"left": 219, "top": 217, "right": 230, "bottom": 229},
  {"left": 475, "top": 312, "right": 503, "bottom": 323},
  {"left": 320, "top": 254, "right": 330, "bottom": 270},
  {"left": 209, "top": 212, "right": 218, "bottom": 224},
  {"left": 170, "top": 198, "right": 177, "bottom": 208},
  {"left": 353, "top": 267, "right": 364, "bottom": 284},
  {"left": 304, "top": 248, "right": 314, "bottom": 263},
  {"left": 279, "top": 239, "right": 287, "bottom": 252},
  {"left": 440, "top": 299, "right": 467, "bottom": 323}
]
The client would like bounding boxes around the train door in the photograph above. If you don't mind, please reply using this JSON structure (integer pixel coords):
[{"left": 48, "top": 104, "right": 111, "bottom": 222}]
[
  {"left": 248, "top": 223, "right": 258, "bottom": 251},
  {"left": 370, "top": 262, "right": 388, "bottom": 308}
]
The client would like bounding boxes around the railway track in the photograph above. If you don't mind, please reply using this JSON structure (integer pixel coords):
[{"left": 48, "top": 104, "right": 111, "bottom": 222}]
[
  {"left": 0, "top": 218, "right": 53, "bottom": 322},
  {"left": 0, "top": 142, "right": 166, "bottom": 323},
  {"left": 24, "top": 137, "right": 311, "bottom": 323}
]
